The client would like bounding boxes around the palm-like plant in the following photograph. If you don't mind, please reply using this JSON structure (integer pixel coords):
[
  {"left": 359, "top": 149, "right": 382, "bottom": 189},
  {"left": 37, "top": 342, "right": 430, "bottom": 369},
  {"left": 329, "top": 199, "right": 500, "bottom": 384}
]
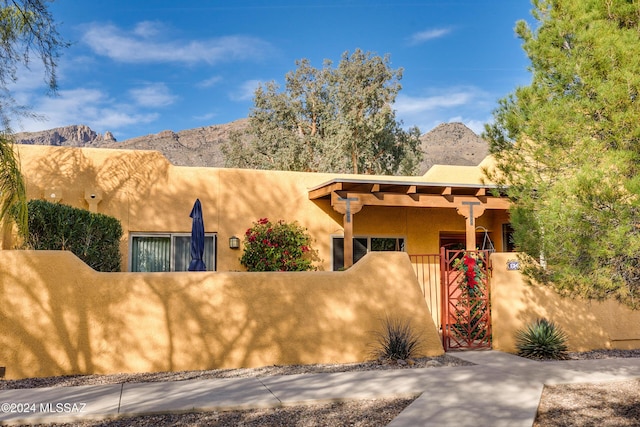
[{"left": 0, "top": 134, "right": 27, "bottom": 240}]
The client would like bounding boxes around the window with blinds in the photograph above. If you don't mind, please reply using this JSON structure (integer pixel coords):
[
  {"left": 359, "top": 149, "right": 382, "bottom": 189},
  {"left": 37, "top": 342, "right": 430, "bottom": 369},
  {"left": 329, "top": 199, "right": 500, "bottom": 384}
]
[{"left": 130, "top": 234, "right": 216, "bottom": 272}]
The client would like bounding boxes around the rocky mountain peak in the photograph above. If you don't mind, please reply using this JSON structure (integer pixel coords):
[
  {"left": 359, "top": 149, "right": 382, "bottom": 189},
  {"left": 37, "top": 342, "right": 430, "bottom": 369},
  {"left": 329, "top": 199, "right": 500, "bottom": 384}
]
[
  {"left": 12, "top": 119, "right": 488, "bottom": 175},
  {"left": 14, "top": 124, "right": 115, "bottom": 146}
]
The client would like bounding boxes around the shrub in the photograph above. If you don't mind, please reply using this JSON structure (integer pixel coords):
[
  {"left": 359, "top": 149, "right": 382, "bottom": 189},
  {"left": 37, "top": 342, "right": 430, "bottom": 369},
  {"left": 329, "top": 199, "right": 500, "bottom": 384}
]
[
  {"left": 25, "top": 199, "right": 123, "bottom": 272},
  {"left": 515, "top": 318, "right": 569, "bottom": 360},
  {"left": 370, "top": 317, "right": 423, "bottom": 361},
  {"left": 240, "top": 218, "right": 314, "bottom": 271}
]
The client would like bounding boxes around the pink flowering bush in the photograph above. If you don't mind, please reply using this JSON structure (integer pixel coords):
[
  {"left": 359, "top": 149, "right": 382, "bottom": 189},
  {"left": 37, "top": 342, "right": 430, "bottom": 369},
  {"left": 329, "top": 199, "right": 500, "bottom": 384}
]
[{"left": 240, "top": 218, "right": 315, "bottom": 271}]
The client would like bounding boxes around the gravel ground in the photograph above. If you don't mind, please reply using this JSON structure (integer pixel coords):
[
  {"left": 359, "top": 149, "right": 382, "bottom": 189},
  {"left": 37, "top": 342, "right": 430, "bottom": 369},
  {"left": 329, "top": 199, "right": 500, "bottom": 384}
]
[
  {"left": 4, "top": 350, "right": 640, "bottom": 427},
  {"left": 534, "top": 349, "right": 640, "bottom": 427}
]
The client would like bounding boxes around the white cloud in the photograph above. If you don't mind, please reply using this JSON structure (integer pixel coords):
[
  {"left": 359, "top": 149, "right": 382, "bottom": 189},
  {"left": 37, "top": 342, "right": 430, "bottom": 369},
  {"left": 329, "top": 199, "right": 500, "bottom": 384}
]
[
  {"left": 129, "top": 83, "right": 177, "bottom": 107},
  {"left": 82, "top": 22, "right": 272, "bottom": 65},
  {"left": 230, "top": 79, "right": 263, "bottom": 101},
  {"left": 198, "top": 75, "right": 223, "bottom": 88},
  {"left": 394, "top": 92, "right": 472, "bottom": 114},
  {"left": 393, "top": 87, "right": 493, "bottom": 134},
  {"left": 408, "top": 28, "right": 452, "bottom": 45},
  {"left": 14, "top": 88, "right": 158, "bottom": 134}
]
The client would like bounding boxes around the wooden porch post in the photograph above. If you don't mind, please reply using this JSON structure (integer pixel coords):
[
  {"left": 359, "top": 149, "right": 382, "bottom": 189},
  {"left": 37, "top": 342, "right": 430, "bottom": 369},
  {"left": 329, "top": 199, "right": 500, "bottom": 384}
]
[
  {"left": 456, "top": 199, "right": 486, "bottom": 251},
  {"left": 331, "top": 194, "right": 363, "bottom": 268}
]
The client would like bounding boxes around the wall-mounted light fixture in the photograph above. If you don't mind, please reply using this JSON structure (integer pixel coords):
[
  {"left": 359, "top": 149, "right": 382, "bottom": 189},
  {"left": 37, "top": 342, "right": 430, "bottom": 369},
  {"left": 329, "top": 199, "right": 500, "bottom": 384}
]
[
  {"left": 84, "top": 189, "right": 103, "bottom": 213},
  {"left": 229, "top": 236, "right": 240, "bottom": 249},
  {"left": 45, "top": 188, "right": 62, "bottom": 203}
]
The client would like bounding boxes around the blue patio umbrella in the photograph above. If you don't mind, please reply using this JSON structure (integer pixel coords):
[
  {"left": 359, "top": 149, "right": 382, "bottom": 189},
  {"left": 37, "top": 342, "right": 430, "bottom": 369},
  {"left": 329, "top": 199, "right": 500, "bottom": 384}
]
[{"left": 188, "top": 198, "right": 206, "bottom": 271}]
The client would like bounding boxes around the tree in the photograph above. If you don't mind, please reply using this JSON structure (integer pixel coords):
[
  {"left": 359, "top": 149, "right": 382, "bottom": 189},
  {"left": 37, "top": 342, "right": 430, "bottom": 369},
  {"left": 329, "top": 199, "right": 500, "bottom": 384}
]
[
  {"left": 484, "top": 0, "right": 640, "bottom": 307},
  {"left": 223, "top": 49, "right": 422, "bottom": 175},
  {"left": 0, "top": 0, "right": 67, "bottom": 239}
]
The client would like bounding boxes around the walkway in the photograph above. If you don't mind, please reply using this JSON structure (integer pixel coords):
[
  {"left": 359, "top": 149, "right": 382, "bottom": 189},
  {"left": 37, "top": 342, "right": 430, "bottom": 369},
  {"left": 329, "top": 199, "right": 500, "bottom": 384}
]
[{"left": 1, "top": 351, "right": 640, "bottom": 426}]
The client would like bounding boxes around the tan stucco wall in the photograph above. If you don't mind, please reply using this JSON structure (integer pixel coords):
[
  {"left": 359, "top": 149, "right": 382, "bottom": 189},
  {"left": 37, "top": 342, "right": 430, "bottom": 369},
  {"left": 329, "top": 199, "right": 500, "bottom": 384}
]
[
  {"left": 491, "top": 252, "right": 640, "bottom": 352},
  {"left": 0, "top": 250, "right": 443, "bottom": 380},
  {"left": 11, "top": 145, "right": 511, "bottom": 272}
]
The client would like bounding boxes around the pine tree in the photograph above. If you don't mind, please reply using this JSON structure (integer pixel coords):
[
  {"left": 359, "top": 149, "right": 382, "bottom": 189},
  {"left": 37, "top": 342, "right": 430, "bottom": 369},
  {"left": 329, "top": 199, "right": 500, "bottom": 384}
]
[{"left": 485, "top": 0, "right": 640, "bottom": 307}]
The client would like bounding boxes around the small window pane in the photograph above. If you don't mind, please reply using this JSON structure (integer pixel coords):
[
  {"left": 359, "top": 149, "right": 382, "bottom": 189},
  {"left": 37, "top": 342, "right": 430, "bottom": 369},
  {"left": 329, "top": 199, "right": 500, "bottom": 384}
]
[
  {"left": 132, "top": 236, "right": 170, "bottom": 272},
  {"left": 174, "top": 236, "right": 191, "bottom": 271},
  {"left": 371, "top": 238, "right": 404, "bottom": 252},
  {"left": 354, "top": 238, "right": 368, "bottom": 263},
  {"left": 174, "top": 235, "right": 216, "bottom": 271}
]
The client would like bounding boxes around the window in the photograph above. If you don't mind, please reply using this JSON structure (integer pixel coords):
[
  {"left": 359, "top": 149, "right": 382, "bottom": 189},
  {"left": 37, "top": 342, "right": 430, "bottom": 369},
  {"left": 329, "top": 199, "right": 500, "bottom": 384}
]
[
  {"left": 502, "top": 224, "right": 515, "bottom": 252},
  {"left": 332, "top": 236, "right": 405, "bottom": 270},
  {"left": 130, "top": 233, "right": 217, "bottom": 272}
]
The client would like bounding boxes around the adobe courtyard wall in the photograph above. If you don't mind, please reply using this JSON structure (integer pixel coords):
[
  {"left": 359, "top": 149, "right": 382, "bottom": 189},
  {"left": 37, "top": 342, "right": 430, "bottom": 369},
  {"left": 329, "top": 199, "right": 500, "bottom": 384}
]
[
  {"left": 0, "top": 251, "right": 443, "bottom": 380},
  {"left": 491, "top": 252, "right": 640, "bottom": 352}
]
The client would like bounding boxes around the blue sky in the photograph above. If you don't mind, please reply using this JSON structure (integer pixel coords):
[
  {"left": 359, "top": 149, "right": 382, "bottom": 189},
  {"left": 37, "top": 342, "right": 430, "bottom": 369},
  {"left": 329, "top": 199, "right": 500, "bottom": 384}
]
[{"left": 12, "top": 1, "right": 534, "bottom": 141}]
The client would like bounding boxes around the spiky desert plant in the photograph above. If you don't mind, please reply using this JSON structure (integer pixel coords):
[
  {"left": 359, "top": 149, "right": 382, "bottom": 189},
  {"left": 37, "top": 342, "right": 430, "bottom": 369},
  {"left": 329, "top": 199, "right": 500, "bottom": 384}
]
[
  {"left": 370, "top": 317, "right": 423, "bottom": 361},
  {"left": 515, "top": 318, "right": 569, "bottom": 360}
]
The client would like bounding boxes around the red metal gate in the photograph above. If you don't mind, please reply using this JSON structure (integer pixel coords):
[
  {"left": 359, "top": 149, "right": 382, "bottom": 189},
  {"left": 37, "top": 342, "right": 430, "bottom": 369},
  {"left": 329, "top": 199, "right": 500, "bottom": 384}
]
[{"left": 440, "top": 248, "right": 492, "bottom": 351}]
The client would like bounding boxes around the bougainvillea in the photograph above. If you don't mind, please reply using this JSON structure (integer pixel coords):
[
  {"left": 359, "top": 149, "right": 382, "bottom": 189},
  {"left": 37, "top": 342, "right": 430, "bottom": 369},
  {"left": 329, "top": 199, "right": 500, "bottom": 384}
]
[
  {"left": 240, "top": 218, "right": 315, "bottom": 271},
  {"left": 454, "top": 252, "right": 486, "bottom": 294}
]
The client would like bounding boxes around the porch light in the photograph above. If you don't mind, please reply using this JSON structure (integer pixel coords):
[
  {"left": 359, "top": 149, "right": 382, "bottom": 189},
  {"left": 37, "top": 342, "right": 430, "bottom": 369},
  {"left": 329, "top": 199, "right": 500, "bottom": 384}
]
[{"left": 229, "top": 236, "right": 240, "bottom": 249}]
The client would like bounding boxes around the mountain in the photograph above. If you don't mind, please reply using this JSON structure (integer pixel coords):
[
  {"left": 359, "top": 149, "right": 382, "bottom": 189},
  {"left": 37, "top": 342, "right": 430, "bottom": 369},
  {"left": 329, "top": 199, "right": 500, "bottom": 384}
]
[
  {"left": 418, "top": 122, "right": 489, "bottom": 173},
  {"left": 13, "top": 120, "right": 488, "bottom": 174}
]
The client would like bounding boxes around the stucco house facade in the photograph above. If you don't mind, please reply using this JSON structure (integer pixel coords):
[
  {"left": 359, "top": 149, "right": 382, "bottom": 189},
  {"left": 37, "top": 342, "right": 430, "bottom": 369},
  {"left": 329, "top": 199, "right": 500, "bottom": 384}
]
[
  {"left": 4, "top": 144, "right": 640, "bottom": 381},
  {"left": 7, "top": 144, "right": 512, "bottom": 272}
]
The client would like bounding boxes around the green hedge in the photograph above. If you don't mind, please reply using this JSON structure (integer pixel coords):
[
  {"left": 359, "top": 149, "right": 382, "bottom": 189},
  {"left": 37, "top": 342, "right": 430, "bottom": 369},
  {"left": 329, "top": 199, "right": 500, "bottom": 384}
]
[{"left": 26, "top": 199, "right": 123, "bottom": 272}]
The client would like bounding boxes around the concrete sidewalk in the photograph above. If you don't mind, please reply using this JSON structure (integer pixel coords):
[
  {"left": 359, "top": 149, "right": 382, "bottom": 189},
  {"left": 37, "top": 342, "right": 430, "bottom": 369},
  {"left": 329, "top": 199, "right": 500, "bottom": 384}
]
[{"left": 1, "top": 351, "right": 640, "bottom": 426}]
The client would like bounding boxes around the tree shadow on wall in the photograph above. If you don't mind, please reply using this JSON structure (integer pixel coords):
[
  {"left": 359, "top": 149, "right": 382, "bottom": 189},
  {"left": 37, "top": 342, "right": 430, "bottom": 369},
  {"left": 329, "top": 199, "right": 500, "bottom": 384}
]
[
  {"left": 25, "top": 148, "right": 171, "bottom": 211},
  {"left": 139, "top": 255, "right": 436, "bottom": 372},
  {"left": 0, "top": 252, "right": 136, "bottom": 379}
]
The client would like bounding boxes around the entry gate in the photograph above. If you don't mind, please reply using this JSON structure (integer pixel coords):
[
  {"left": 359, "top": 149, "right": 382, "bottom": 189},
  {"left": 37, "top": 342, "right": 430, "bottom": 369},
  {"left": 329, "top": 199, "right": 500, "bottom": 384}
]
[{"left": 440, "top": 248, "right": 492, "bottom": 351}]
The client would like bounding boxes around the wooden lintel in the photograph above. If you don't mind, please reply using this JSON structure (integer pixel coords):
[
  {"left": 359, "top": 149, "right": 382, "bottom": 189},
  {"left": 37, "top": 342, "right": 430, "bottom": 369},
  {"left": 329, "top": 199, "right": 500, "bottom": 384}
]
[
  {"left": 308, "top": 182, "right": 344, "bottom": 200},
  {"left": 337, "top": 192, "right": 510, "bottom": 210}
]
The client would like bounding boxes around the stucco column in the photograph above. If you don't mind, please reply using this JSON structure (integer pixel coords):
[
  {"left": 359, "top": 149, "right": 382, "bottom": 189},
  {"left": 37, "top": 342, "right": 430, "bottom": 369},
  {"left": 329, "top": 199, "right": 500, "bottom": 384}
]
[
  {"left": 331, "top": 194, "right": 363, "bottom": 268},
  {"left": 455, "top": 198, "right": 486, "bottom": 251}
]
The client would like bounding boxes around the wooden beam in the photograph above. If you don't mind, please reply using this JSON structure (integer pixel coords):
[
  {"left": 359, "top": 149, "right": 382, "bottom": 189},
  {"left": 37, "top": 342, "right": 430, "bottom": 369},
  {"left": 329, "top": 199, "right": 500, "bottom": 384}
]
[
  {"left": 308, "top": 182, "right": 343, "bottom": 200},
  {"left": 334, "top": 192, "right": 510, "bottom": 210}
]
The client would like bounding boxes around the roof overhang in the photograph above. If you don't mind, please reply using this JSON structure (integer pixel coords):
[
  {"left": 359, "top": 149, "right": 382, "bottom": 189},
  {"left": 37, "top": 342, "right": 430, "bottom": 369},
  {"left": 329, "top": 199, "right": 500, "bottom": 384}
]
[{"left": 308, "top": 178, "right": 510, "bottom": 210}]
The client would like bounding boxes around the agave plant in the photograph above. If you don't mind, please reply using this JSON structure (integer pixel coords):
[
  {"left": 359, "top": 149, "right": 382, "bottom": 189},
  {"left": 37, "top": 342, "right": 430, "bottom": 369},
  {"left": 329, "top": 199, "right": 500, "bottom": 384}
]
[
  {"left": 370, "top": 317, "right": 423, "bottom": 361},
  {"left": 515, "top": 318, "right": 569, "bottom": 360}
]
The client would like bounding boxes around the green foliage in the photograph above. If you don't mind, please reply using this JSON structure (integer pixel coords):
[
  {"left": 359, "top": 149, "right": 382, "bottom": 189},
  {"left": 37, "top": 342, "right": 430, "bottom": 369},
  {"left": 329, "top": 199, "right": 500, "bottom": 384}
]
[
  {"left": 0, "top": 134, "right": 26, "bottom": 239},
  {"left": 515, "top": 318, "right": 569, "bottom": 360},
  {"left": 0, "top": 1, "right": 67, "bottom": 129},
  {"left": 222, "top": 49, "right": 422, "bottom": 175},
  {"left": 0, "top": 1, "right": 67, "bottom": 240},
  {"left": 484, "top": 0, "right": 640, "bottom": 308},
  {"left": 240, "top": 218, "right": 314, "bottom": 272},
  {"left": 370, "top": 317, "right": 423, "bottom": 361},
  {"left": 26, "top": 200, "right": 123, "bottom": 272},
  {"left": 451, "top": 252, "right": 490, "bottom": 342}
]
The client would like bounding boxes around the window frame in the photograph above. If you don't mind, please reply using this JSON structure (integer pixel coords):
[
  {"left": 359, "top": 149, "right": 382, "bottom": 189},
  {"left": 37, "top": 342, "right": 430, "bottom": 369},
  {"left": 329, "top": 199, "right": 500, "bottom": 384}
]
[
  {"left": 129, "top": 232, "right": 217, "bottom": 272},
  {"left": 331, "top": 235, "right": 406, "bottom": 271}
]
